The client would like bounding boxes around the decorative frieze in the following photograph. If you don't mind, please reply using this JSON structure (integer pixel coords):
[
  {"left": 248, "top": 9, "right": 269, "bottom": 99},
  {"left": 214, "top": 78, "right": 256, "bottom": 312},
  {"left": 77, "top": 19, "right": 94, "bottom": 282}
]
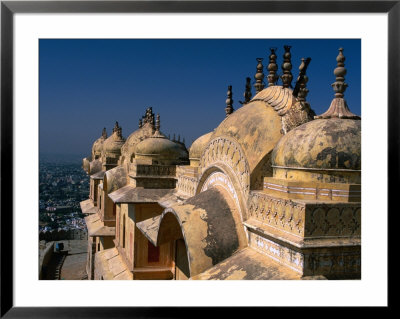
[
  {"left": 248, "top": 230, "right": 361, "bottom": 277},
  {"left": 247, "top": 191, "right": 361, "bottom": 239},
  {"left": 177, "top": 175, "right": 198, "bottom": 197},
  {"left": 131, "top": 164, "right": 176, "bottom": 177},
  {"left": 248, "top": 191, "right": 305, "bottom": 236},
  {"left": 200, "top": 137, "right": 250, "bottom": 196}
]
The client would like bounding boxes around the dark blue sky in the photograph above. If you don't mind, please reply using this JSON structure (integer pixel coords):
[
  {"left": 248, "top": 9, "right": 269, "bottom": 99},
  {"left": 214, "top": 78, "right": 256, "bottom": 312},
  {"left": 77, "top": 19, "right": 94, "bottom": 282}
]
[{"left": 39, "top": 39, "right": 361, "bottom": 158}]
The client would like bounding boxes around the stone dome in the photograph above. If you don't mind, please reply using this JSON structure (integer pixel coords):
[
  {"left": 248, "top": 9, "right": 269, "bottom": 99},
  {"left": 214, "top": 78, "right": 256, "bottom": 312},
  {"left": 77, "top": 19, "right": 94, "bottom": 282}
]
[
  {"left": 92, "top": 136, "right": 105, "bottom": 157},
  {"left": 189, "top": 132, "right": 213, "bottom": 160},
  {"left": 272, "top": 118, "right": 361, "bottom": 171},
  {"left": 103, "top": 123, "right": 125, "bottom": 156},
  {"left": 135, "top": 133, "right": 189, "bottom": 164},
  {"left": 211, "top": 86, "right": 307, "bottom": 173},
  {"left": 120, "top": 122, "right": 155, "bottom": 163},
  {"left": 91, "top": 128, "right": 107, "bottom": 159}
]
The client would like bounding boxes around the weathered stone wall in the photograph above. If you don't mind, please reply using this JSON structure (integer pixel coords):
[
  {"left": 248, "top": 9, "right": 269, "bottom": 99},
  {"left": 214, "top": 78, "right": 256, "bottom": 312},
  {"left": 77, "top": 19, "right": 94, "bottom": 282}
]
[
  {"left": 39, "top": 241, "right": 55, "bottom": 279},
  {"left": 39, "top": 229, "right": 88, "bottom": 241}
]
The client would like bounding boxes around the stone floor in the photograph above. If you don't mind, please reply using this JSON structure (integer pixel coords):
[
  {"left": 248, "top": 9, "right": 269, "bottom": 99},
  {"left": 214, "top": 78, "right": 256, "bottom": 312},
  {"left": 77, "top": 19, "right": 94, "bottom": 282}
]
[{"left": 57, "top": 240, "right": 88, "bottom": 280}]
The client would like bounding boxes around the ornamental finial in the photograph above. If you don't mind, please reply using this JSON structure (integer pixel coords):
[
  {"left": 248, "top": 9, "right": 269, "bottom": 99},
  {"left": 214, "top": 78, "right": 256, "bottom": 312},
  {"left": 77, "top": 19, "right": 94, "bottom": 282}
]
[
  {"left": 267, "top": 47, "right": 279, "bottom": 86},
  {"left": 240, "top": 77, "right": 252, "bottom": 105},
  {"left": 254, "top": 58, "right": 265, "bottom": 93},
  {"left": 155, "top": 114, "right": 160, "bottom": 132},
  {"left": 315, "top": 48, "right": 360, "bottom": 120},
  {"left": 225, "top": 85, "right": 234, "bottom": 117},
  {"left": 281, "top": 45, "right": 293, "bottom": 88},
  {"left": 102, "top": 127, "right": 107, "bottom": 139}
]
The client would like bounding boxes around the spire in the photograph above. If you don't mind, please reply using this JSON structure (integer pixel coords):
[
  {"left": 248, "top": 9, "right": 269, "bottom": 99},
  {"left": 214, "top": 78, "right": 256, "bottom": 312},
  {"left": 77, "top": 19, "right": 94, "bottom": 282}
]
[
  {"left": 254, "top": 58, "right": 265, "bottom": 93},
  {"left": 315, "top": 48, "right": 360, "bottom": 120},
  {"left": 225, "top": 85, "right": 234, "bottom": 117},
  {"left": 113, "top": 121, "right": 119, "bottom": 133},
  {"left": 281, "top": 45, "right": 293, "bottom": 88},
  {"left": 139, "top": 119, "right": 142, "bottom": 128},
  {"left": 267, "top": 47, "right": 279, "bottom": 86},
  {"left": 293, "top": 57, "right": 311, "bottom": 101},
  {"left": 240, "top": 77, "right": 252, "bottom": 105},
  {"left": 113, "top": 121, "right": 123, "bottom": 138},
  {"left": 102, "top": 127, "right": 107, "bottom": 139}
]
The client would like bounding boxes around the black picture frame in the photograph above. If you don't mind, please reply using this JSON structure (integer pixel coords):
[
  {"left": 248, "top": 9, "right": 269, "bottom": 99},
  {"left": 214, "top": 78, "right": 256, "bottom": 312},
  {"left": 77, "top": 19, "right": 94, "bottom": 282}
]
[{"left": 1, "top": 0, "right": 395, "bottom": 317}]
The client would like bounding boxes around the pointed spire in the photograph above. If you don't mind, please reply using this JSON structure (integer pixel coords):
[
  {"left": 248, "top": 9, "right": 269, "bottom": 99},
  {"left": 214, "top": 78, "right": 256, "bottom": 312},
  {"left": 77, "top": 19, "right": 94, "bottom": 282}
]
[
  {"left": 225, "top": 85, "right": 234, "bottom": 117},
  {"left": 281, "top": 45, "right": 293, "bottom": 88},
  {"left": 267, "top": 47, "right": 279, "bottom": 86},
  {"left": 139, "top": 119, "right": 142, "bottom": 128},
  {"left": 315, "top": 48, "right": 360, "bottom": 120},
  {"left": 102, "top": 127, "right": 107, "bottom": 139},
  {"left": 240, "top": 77, "right": 252, "bottom": 105},
  {"left": 173, "top": 133, "right": 176, "bottom": 142},
  {"left": 254, "top": 58, "right": 265, "bottom": 93}
]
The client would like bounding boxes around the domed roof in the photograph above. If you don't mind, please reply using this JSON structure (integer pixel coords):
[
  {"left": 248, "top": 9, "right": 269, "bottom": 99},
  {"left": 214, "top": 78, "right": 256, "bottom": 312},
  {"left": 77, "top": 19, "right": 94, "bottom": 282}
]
[
  {"left": 272, "top": 47, "right": 361, "bottom": 171},
  {"left": 91, "top": 128, "right": 107, "bottom": 157},
  {"left": 189, "top": 132, "right": 213, "bottom": 160},
  {"left": 272, "top": 118, "right": 361, "bottom": 170},
  {"left": 210, "top": 86, "right": 294, "bottom": 173},
  {"left": 120, "top": 122, "right": 155, "bottom": 160},
  {"left": 135, "top": 133, "right": 188, "bottom": 164},
  {"left": 103, "top": 122, "right": 125, "bottom": 155}
]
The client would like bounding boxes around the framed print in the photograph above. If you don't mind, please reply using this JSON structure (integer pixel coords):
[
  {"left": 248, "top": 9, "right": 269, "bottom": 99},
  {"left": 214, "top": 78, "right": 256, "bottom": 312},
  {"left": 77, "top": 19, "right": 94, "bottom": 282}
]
[{"left": 1, "top": 0, "right": 395, "bottom": 317}]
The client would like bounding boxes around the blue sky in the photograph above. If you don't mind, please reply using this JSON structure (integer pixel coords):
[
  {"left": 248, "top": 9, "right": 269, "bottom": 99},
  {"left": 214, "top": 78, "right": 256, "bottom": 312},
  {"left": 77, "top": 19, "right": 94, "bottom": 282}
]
[{"left": 39, "top": 39, "right": 361, "bottom": 158}]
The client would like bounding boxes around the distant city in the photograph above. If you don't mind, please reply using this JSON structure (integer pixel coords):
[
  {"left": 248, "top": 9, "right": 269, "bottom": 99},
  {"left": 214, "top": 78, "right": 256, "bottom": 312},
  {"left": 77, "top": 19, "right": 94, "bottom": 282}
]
[{"left": 39, "top": 159, "right": 89, "bottom": 233}]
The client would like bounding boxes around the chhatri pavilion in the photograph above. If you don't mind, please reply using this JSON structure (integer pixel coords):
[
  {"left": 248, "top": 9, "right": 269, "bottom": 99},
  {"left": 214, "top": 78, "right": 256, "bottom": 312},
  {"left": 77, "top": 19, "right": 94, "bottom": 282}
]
[{"left": 81, "top": 46, "right": 361, "bottom": 280}]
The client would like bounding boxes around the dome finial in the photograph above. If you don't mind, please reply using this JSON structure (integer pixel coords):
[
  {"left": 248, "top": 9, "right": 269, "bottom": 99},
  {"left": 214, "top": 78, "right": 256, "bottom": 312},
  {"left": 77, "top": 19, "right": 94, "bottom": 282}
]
[
  {"left": 155, "top": 114, "right": 160, "bottom": 132},
  {"left": 281, "top": 45, "right": 293, "bottom": 88},
  {"left": 332, "top": 47, "right": 347, "bottom": 98},
  {"left": 267, "top": 47, "right": 279, "bottom": 86},
  {"left": 315, "top": 48, "right": 360, "bottom": 120},
  {"left": 113, "top": 121, "right": 119, "bottom": 133},
  {"left": 240, "top": 77, "right": 252, "bottom": 105},
  {"left": 254, "top": 58, "right": 265, "bottom": 93},
  {"left": 102, "top": 127, "right": 107, "bottom": 139},
  {"left": 293, "top": 57, "right": 311, "bottom": 101},
  {"left": 225, "top": 85, "right": 234, "bottom": 117}
]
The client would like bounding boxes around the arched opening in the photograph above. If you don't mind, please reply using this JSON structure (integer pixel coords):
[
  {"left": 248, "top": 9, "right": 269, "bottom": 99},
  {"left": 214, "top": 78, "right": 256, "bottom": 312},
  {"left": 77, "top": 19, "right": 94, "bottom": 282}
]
[{"left": 156, "top": 211, "right": 188, "bottom": 280}]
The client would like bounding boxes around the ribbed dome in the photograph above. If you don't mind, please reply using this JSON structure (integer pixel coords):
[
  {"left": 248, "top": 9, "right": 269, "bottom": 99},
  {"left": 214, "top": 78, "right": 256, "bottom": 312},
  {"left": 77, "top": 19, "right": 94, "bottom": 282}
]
[
  {"left": 135, "top": 134, "right": 188, "bottom": 164},
  {"left": 189, "top": 132, "right": 213, "bottom": 160},
  {"left": 272, "top": 118, "right": 361, "bottom": 170}
]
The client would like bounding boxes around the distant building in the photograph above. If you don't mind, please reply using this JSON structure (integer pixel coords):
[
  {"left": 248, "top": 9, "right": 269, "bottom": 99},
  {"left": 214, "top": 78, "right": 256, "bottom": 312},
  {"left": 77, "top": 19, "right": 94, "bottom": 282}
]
[{"left": 81, "top": 46, "right": 361, "bottom": 280}]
